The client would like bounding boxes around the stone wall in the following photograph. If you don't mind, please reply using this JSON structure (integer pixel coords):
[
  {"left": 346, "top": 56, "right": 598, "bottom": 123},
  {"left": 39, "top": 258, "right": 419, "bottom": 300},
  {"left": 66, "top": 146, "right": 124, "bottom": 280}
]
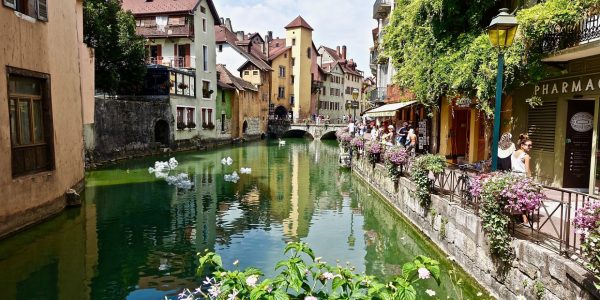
[
  {"left": 92, "top": 97, "right": 174, "bottom": 162},
  {"left": 353, "top": 159, "right": 598, "bottom": 300}
]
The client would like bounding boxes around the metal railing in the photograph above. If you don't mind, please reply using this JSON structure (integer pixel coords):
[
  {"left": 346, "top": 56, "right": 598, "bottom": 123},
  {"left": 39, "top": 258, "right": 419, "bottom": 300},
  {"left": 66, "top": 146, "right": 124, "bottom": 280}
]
[
  {"left": 540, "top": 14, "right": 600, "bottom": 53},
  {"left": 369, "top": 87, "right": 387, "bottom": 103}
]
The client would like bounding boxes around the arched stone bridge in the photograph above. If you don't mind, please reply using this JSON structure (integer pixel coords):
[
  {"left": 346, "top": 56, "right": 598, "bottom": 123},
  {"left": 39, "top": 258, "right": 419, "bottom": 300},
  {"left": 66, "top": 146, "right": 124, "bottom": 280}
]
[{"left": 268, "top": 122, "right": 346, "bottom": 139}]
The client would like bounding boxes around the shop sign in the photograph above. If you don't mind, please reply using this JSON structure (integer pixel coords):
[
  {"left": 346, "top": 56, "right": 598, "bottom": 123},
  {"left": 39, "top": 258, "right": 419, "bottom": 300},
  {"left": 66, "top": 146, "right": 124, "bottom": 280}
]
[
  {"left": 534, "top": 75, "right": 600, "bottom": 96},
  {"left": 570, "top": 112, "right": 594, "bottom": 133}
]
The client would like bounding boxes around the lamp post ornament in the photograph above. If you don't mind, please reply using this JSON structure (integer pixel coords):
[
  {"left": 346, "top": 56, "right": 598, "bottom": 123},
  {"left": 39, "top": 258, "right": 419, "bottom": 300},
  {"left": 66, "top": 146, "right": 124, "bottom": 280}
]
[{"left": 487, "top": 8, "right": 518, "bottom": 171}]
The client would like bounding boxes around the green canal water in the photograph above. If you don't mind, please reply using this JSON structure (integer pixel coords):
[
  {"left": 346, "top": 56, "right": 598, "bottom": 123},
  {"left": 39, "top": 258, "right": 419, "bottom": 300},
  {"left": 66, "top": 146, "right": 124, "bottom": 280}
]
[{"left": 0, "top": 139, "right": 489, "bottom": 300}]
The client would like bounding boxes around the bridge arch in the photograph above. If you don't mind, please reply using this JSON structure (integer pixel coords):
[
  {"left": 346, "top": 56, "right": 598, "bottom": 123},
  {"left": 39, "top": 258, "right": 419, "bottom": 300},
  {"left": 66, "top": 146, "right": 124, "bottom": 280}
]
[
  {"left": 320, "top": 130, "right": 337, "bottom": 140},
  {"left": 281, "top": 129, "right": 314, "bottom": 139}
]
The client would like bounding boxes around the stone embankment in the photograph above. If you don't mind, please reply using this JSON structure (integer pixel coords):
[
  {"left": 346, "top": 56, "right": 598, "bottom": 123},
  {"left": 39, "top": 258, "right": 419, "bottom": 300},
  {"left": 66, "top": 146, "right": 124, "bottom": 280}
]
[{"left": 353, "top": 158, "right": 598, "bottom": 300}]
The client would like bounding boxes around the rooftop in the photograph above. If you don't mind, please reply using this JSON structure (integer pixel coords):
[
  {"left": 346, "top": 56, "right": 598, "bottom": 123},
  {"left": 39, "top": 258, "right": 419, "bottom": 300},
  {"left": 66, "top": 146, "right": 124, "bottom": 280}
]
[{"left": 284, "top": 16, "right": 314, "bottom": 31}]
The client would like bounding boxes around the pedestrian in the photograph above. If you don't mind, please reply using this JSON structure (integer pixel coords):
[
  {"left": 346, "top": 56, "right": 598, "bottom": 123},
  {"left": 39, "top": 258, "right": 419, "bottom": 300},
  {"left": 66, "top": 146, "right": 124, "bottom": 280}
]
[
  {"left": 397, "top": 122, "right": 409, "bottom": 146},
  {"left": 497, "top": 133, "right": 515, "bottom": 172},
  {"left": 406, "top": 127, "right": 417, "bottom": 155},
  {"left": 348, "top": 120, "right": 356, "bottom": 136},
  {"left": 382, "top": 125, "right": 395, "bottom": 146},
  {"left": 511, "top": 133, "right": 532, "bottom": 177}
]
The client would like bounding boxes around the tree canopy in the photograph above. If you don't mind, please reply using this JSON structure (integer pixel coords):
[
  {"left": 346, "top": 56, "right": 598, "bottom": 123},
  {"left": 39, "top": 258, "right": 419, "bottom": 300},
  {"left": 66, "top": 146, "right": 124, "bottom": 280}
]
[
  {"left": 381, "top": 0, "right": 599, "bottom": 116},
  {"left": 84, "top": 0, "right": 146, "bottom": 95}
]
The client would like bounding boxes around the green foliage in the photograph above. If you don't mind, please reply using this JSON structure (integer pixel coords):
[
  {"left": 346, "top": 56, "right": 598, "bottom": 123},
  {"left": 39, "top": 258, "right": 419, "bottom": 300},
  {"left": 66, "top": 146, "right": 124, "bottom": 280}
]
[
  {"left": 430, "top": 208, "right": 437, "bottom": 227},
  {"left": 478, "top": 173, "right": 515, "bottom": 266},
  {"left": 533, "top": 280, "right": 545, "bottom": 299},
  {"left": 190, "top": 242, "right": 442, "bottom": 300},
  {"left": 381, "top": 0, "right": 596, "bottom": 115},
  {"left": 440, "top": 217, "right": 448, "bottom": 240},
  {"left": 411, "top": 154, "right": 447, "bottom": 208},
  {"left": 581, "top": 229, "right": 600, "bottom": 289},
  {"left": 84, "top": 0, "right": 146, "bottom": 95}
]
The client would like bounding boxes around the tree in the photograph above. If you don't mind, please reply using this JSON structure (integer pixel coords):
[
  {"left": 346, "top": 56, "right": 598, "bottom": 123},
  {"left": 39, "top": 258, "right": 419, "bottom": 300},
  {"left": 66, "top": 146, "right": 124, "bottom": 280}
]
[
  {"left": 381, "top": 0, "right": 598, "bottom": 116},
  {"left": 84, "top": 0, "right": 146, "bottom": 95}
]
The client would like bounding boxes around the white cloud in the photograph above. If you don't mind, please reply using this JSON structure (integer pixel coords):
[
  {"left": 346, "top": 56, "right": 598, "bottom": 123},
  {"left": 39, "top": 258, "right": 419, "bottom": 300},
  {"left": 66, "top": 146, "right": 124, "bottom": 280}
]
[{"left": 214, "top": 0, "right": 378, "bottom": 76}]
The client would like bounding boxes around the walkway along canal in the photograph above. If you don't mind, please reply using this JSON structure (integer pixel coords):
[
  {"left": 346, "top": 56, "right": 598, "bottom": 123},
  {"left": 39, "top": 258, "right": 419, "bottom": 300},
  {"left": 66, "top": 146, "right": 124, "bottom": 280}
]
[{"left": 0, "top": 140, "right": 486, "bottom": 299}]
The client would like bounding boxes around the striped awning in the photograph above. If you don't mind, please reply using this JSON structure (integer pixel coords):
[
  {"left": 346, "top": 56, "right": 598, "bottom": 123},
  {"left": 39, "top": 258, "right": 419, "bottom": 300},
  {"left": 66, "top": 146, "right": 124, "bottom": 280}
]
[{"left": 363, "top": 101, "right": 417, "bottom": 117}]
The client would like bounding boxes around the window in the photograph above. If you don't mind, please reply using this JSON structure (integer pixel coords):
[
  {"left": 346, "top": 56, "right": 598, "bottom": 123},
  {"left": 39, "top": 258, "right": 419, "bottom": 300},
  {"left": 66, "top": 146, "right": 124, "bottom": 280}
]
[
  {"left": 177, "top": 107, "right": 184, "bottom": 124},
  {"left": 292, "top": 58, "right": 295, "bottom": 66},
  {"left": 330, "top": 88, "right": 334, "bottom": 96},
  {"left": 4, "top": 0, "right": 47, "bottom": 21},
  {"left": 186, "top": 107, "right": 195, "bottom": 127},
  {"left": 279, "top": 66, "right": 285, "bottom": 78},
  {"left": 218, "top": 44, "right": 223, "bottom": 52},
  {"left": 253, "top": 70, "right": 259, "bottom": 75},
  {"left": 284, "top": 53, "right": 287, "bottom": 58},
  {"left": 244, "top": 71, "right": 250, "bottom": 75},
  {"left": 203, "top": 45, "right": 208, "bottom": 71},
  {"left": 292, "top": 38, "right": 296, "bottom": 46},
  {"left": 202, "top": 18, "right": 207, "bottom": 32},
  {"left": 177, "top": 106, "right": 195, "bottom": 128},
  {"left": 307, "top": 47, "right": 311, "bottom": 58},
  {"left": 278, "top": 87, "right": 285, "bottom": 99},
  {"left": 7, "top": 69, "right": 53, "bottom": 177},
  {"left": 291, "top": 75, "right": 294, "bottom": 84},
  {"left": 342, "top": 78, "right": 344, "bottom": 84},
  {"left": 202, "top": 80, "right": 211, "bottom": 99},
  {"left": 201, "top": 108, "right": 213, "bottom": 125},
  {"left": 200, "top": 6, "right": 206, "bottom": 13}
]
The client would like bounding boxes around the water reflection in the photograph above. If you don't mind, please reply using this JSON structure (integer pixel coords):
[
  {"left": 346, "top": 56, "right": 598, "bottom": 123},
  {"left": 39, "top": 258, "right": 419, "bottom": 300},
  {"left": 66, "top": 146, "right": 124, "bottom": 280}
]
[{"left": 0, "top": 139, "right": 485, "bottom": 300}]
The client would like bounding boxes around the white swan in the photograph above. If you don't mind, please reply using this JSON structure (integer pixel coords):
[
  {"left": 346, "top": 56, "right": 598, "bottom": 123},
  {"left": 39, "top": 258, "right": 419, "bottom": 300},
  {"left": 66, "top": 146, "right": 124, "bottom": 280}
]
[
  {"left": 240, "top": 167, "right": 252, "bottom": 174},
  {"left": 221, "top": 157, "right": 233, "bottom": 165},
  {"left": 278, "top": 138, "right": 286, "bottom": 146}
]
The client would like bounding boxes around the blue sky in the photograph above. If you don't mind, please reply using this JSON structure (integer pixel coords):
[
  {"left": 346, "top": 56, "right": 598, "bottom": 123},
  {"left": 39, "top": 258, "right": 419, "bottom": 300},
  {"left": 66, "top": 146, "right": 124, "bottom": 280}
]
[{"left": 213, "top": 0, "right": 376, "bottom": 76}]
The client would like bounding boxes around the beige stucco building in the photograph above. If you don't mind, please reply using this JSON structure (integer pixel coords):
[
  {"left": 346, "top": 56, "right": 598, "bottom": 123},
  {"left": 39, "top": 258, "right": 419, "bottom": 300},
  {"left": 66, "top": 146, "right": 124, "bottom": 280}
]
[
  {"left": 0, "top": 0, "right": 93, "bottom": 238},
  {"left": 285, "top": 16, "right": 314, "bottom": 122}
]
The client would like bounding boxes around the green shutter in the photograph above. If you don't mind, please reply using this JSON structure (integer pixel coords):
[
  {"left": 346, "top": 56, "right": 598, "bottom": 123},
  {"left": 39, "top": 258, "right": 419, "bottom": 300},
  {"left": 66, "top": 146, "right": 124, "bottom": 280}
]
[
  {"left": 37, "top": 0, "right": 48, "bottom": 21},
  {"left": 3, "top": 0, "right": 16, "bottom": 9}
]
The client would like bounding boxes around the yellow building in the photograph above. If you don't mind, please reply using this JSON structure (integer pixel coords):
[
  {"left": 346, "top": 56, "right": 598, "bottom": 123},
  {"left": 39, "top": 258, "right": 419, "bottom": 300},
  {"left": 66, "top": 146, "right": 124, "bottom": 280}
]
[
  {"left": 268, "top": 45, "right": 293, "bottom": 119},
  {"left": 285, "top": 16, "right": 314, "bottom": 122},
  {"left": 0, "top": 0, "right": 93, "bottom": 237}
]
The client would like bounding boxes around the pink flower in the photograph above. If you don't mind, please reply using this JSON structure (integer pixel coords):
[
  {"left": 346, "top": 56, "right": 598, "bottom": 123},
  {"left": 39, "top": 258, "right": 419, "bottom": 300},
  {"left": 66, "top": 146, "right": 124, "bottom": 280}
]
[{"left": 418, "top": 267, "right": 431, "bottom": 279}]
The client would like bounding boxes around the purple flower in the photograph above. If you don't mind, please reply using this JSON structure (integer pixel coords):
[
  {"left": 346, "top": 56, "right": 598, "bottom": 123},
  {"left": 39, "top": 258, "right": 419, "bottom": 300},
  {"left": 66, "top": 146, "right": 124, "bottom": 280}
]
[
  {"left": 418, "top": 267, "right": 431, "bottom": 279},
  {"left": 384, "top": 146, "right": 409, "bottom": 165}
]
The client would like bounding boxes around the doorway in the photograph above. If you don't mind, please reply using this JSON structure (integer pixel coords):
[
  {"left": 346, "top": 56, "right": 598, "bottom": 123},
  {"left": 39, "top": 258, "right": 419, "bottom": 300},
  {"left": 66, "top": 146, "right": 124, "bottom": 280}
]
[
  {"left": 563, "top": 100, "right": 595, "bottom": 189},
  {"left": 450, "top": 110, "right": 470, "bottom": 160},
  {"left": 154, "top": 120, "right": 170, "bottom": 146}
]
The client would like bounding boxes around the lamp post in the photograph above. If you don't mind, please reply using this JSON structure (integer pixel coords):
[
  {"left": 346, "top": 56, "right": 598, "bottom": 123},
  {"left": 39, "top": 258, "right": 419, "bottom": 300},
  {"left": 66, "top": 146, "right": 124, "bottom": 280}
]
[
  {"left": 487, "top": 8, "right": 518, "bottom": 171},
  {"left": 352, "top": 88, "right": 360, "bottom": 122}
]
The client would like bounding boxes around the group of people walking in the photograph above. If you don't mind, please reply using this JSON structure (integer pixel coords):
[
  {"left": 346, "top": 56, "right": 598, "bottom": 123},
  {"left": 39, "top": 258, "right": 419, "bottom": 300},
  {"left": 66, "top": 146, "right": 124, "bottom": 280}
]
[{"left": 349, "top": 121, "right": 418, "bottom": 153}]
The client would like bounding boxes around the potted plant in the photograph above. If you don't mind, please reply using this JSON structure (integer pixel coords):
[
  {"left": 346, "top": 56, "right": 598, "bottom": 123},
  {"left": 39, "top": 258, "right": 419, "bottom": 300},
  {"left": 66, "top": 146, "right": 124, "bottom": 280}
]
[
  {"left": 187, "top": 121, "right": 196, "bottom": 129},
  {"left": 384, "top": 146, "right": 409, "bottom": 181},
  {"left": 177, "top": 122, "right": 187, "bottom": 130},
  {"left": 178, "top": 82, "right": 189, "bottom": 90},
  {"left": 207, "top": 122, "right": 215, "bottom": 130},
  {"left": 202, "top": 122, "right": 208, "bottom": 129},
  {"left": 365, "top": 141, "right": 382, "bottom": 167}
]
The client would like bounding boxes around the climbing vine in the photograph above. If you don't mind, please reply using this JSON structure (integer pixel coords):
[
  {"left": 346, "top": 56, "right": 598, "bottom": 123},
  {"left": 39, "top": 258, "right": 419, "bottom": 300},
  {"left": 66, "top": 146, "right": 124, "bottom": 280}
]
[
  {"left": 410, "top": 154, "right": 447, "bottom": 208},
  {"left": 381, "top": 0, "right": 599, "bottom": 116}
]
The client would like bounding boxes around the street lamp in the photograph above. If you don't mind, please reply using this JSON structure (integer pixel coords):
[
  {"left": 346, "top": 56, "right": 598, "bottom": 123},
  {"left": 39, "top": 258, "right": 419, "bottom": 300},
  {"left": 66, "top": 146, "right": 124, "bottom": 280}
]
[
  {"left": 487, "top": 8, "right": 518, "bottom": 171},
  {"left": 352, "top": 88, "right": 360, "bottom": 122}
]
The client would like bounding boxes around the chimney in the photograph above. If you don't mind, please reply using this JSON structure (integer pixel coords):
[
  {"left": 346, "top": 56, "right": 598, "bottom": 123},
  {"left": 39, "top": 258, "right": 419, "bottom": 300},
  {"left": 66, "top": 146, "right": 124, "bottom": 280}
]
[
  {"left": 342, "top": 45, "right": 347, "bottom": 59},
  {"left": 236, "top": 30, "right": 244, "bottom": 41},
  {"left": 247, "top": 40, "right": 252, "bottom": 53},
  {"left": 225, "top": 18, "right": 233, "bottom": 32},
  {"left": 336, "top": 46, "right": 341, "bottom": 57},
  {"left": 220, "top": 17, "right": 224, "bottom": 25},
  {"left": 267, "top": 31, "right": 273, "bottom": 41}
]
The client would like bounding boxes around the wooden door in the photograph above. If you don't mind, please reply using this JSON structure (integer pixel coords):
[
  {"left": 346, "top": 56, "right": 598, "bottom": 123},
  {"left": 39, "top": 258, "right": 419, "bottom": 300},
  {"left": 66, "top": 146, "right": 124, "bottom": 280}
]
[
  {"left": 563, "top": 100, "right": 595, "bottom": 189},
  {"left": 451, "top": 110, "right": 470, "bottom": 157}
]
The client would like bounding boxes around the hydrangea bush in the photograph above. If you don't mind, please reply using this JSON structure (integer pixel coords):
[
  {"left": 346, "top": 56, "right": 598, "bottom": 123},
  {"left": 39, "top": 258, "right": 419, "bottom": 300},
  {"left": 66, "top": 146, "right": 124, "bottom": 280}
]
[
  {"left": 574, "top": 201, "right": 600, "bottom": 286},
  {"left": 350, "top": 136, "right": 365, "bottom": 153},
  {"left": 364, "top": 141, "right": 382, "bottom": 165},
  {"left": 178, "top": 242, "right": 442, "bottom": 300},
  {"left": 470, "top": 172, "right": 545, "bottom": 265}
]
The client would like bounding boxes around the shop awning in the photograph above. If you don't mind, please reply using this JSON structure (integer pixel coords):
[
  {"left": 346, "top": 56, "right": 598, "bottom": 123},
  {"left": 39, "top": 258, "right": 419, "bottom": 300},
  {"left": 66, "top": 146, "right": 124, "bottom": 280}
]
[{"left": 363, "top": 101, "right": 418, "bottom": 117}]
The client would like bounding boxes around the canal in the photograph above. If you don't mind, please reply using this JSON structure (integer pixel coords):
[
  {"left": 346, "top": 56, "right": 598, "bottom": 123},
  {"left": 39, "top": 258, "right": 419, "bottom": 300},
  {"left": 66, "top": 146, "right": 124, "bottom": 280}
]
[{"left": 0, "top": 139, "right": 488, "bottom": 299}]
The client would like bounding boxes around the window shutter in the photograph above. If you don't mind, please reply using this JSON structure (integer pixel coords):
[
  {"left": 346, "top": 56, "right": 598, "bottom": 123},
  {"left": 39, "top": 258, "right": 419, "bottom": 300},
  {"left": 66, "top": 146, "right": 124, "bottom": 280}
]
[
  {"left": 527, "top": 100, "right": 557, "bottom": 152},
  {"left": 3, "top": 0, "right": 16, "bottom": 9},
  {"left": 37, "top": 0, "right": 48, "bottom": 21}
]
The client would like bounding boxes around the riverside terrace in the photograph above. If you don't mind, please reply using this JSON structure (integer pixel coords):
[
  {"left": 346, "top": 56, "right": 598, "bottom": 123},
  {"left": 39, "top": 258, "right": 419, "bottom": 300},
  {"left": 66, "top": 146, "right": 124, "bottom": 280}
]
[{"left": 349, "top": 150, "right": 600, "bottom": 299}]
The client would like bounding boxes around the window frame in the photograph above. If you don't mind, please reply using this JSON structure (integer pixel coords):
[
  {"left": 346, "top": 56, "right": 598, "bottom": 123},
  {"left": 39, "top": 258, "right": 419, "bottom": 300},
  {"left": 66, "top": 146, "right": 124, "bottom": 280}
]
[
  {"left": 6, "top": 66, "right": 55, "bottom": 177},
  {"left": 202, "top": 45, "right": 208, "bottom": 72},
  {"left": 202, "top": 80, "right": 211, "bottom": 100}
]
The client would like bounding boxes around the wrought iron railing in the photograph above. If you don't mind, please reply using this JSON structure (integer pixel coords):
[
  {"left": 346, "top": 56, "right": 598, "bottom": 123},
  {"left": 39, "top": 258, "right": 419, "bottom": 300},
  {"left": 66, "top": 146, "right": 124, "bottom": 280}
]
[
  {"left": 540, "top": 14, "right": 600, "bottom": 53},
  {"left": 369, "top": 87, "right": 387, "bottom": 103}
]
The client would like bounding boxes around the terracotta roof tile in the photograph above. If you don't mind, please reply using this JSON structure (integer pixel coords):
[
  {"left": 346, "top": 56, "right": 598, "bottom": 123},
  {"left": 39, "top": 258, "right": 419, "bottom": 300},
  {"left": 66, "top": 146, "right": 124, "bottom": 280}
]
[
  {"left": 284, "top": 16, "right": 313, "bottom": 31},
  {"left": 122, "top": 0, "right": 220, "bottom": 24},
  {"left": 268, "top": 46, "right": 290, "bottom": 61},
  {"left": 215, "top": 25, "right": 272, "bottom": 71},
  {"left": 216, "top": 64, "right": 257, "bottom": 92}
]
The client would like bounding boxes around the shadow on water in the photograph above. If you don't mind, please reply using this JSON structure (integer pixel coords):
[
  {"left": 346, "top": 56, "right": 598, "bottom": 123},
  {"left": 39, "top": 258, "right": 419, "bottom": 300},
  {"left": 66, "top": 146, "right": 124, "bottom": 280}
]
[{"left": 0, "top": 139, "right": 490, "bottom": 300}]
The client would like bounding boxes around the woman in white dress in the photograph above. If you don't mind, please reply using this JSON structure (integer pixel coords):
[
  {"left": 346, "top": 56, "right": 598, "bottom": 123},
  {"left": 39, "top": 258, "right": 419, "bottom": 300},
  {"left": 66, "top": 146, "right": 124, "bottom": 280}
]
[{"left": 511, "top": 134, "right": 532, "bottom": 177}]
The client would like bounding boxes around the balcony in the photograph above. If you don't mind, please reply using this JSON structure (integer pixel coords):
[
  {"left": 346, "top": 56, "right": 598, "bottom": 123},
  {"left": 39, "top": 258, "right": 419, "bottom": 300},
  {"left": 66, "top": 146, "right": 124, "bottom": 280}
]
[
  {"left": 369, "top": 87, "right": 387, "bottom": 103},
  {"left": 373, "top": 0, "right": 392, "bottom": 19},
  {"left": 136, "top": 23, "right": 194, "bottom": 39},
  {"left": 541, "top": 14, "right": 600, "bottom": 62}
]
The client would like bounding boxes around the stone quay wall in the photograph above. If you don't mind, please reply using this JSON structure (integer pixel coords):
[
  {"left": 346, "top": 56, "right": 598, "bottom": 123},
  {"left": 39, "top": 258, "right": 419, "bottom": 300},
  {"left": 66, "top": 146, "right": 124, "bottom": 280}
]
[{"left": 353, "top": 158, "right": 598, "bottom": 300}]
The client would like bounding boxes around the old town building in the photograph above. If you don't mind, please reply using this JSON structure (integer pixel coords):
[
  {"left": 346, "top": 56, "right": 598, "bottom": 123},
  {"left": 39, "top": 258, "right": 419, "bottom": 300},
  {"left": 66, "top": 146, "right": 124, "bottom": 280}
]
[{"left": 0, "top": 0, "right": 94, "bottom": 237}]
